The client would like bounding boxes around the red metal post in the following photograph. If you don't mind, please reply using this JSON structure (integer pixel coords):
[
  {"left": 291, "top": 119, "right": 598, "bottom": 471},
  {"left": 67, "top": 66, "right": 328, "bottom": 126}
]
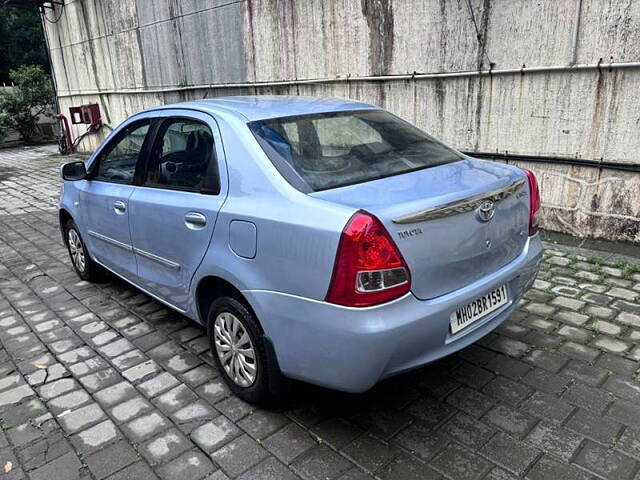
[{"left": 56, "top": 113, "right": 75, "bottom": 153}]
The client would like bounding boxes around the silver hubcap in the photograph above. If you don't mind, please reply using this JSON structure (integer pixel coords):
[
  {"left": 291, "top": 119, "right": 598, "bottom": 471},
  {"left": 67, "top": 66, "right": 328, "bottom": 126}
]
[
  {"left": 213, "top": 312, "right": 257, "bottom": 387},
  {"left": 67, "top": 229, "right": 86, "bottom": 272}
]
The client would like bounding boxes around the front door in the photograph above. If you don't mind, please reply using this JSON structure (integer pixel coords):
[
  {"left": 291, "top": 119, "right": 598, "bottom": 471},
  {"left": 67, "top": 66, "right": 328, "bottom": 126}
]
[
  {"left": 128, "top": 111, "right": 227, "bottom": 310},
  {"left": 80, "top": 120, "right": 152, "bottom": 281}
]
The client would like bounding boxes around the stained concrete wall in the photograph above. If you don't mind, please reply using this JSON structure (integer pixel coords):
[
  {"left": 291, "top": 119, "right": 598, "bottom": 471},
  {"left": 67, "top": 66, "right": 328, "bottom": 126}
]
[{"left": 42, "top": 0, "right": 640, "bottom": 243}]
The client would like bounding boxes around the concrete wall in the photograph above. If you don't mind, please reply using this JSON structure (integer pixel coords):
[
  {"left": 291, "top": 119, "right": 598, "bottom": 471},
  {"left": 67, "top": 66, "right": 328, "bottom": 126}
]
[{"left": 43, "top": 0, "right": 640, "bottom": 243}]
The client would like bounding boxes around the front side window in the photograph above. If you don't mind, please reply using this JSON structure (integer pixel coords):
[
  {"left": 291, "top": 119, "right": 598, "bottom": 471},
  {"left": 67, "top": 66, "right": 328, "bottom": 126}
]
[
  {"left": 94, "top": 121, "right": 150, "bottom": 184},
  {"left": 249, "top": 110, "right": 463, "bottom": 191},
  {"left": 144, "top": 119, "right": 214, "bottom": 191}
]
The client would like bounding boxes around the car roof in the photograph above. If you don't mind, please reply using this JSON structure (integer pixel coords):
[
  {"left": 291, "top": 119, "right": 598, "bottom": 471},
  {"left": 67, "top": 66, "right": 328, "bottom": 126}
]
[{"left": 144, "top": 95, "right": 379, "bottom": 122}]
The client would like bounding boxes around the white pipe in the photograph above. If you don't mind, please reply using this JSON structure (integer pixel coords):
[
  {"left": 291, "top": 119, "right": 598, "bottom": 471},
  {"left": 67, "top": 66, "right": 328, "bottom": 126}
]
[{"left": 56, "top": 61, "right": 640, "bottom": 98}]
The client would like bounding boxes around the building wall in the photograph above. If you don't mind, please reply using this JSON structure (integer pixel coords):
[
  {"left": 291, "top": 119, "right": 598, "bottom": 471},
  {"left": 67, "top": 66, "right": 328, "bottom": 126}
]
[{"left": 43, "top": 0, "right": 640, "bottom": 243}]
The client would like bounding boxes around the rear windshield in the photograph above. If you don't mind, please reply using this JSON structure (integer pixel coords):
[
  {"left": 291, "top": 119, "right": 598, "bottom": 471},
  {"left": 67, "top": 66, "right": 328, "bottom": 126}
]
[{"left": 248, "top": 109, "right": 463, "bottom": 192}]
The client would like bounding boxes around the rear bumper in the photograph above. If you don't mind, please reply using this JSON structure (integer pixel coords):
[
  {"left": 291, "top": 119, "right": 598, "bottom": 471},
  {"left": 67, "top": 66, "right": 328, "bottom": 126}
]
[{"left": 245, "top": 235, "right": 543, "bottom": 392}]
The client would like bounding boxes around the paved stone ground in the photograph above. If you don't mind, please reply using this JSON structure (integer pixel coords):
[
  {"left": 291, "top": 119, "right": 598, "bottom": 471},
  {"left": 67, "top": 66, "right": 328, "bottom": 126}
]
[{"left": 1, "top": 145, "right": 640, "bottom": 480}]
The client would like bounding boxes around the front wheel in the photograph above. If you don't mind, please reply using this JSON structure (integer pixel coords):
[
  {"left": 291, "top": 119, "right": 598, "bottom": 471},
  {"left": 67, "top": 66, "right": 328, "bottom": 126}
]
[
  {"left": 207, "top": 296, "right": 280, "bottom": 404},
  {"left": 64, "top": 220, "right": 105, "bottom": 282}
]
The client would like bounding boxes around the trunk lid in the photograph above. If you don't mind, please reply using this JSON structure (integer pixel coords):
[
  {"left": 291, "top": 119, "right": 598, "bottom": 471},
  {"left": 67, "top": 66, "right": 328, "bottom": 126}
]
[{"left": 312, "top": 158, "right": 530, "bottom": 300}]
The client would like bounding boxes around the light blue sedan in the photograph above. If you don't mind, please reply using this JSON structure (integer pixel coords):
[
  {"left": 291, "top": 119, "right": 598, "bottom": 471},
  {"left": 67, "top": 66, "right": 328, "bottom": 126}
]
[{"left": 59, "top": 96, "right": 543, "bottom": 403}]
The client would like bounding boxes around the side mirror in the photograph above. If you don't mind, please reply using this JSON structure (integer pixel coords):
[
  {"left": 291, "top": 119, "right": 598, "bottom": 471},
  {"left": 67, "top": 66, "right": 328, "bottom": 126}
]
[{"left": 61, "top": 161, "right": 87, "bottom": 181}]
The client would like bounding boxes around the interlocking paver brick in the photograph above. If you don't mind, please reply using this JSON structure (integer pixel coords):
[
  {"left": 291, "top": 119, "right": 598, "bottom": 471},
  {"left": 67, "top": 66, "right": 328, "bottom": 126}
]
[
  {"left": 574, "top": 440, "right": 637, "bottom": 479},
  {"left": 70, "top": 419, "right": 120, "bottom": 454},
  {"left": 109, "top": 396, "right": 153, "bottom": 423},
  {"left": 526, "top": 455, "right": 591, "bottom": 480},
  {"left": 446, "top": 386, "right": 495, "bottom": 418},
  {"left": 122, "top": 359, "right": 160, "bottom": 382},
  {"left": 238, "top": 456, "right": 300, "bottom": 480},
  {"left": 68, "top": 356, "right": 109, "bottom": 376},
  {"left": 563, "top": 383, "right": 613, "bottom": 413},
  {"left": 525, "top": 422, "right": 583, "bottom": 460},
  {"left": 310, "top": 417, "right": 364, "bottom": 448},
  {"left": 105, "top": 461, "right": 158, "bottom": 480},
  {"left": 152, "top": 383, "right": 199, "bottom": 414},
  {"left": 482, "top": 376, "right": 532, "bottom": 406},
  {"left": 211, "top": 434, "right": 269, "bottom": 477},
  {"left": 566, "top": 408, "right": 622, "bottom": 444},
  {"left": 58, "top": 402, "right": 106, "bottom": 434},
  {"left": 111, "top": 349, "right": 147, "bottom": 370},
  {"left": 237, "top": 410, "right": 289, "bottom": 440},
  {"left": 480, "top": 432, "right": 540, "bottom": 476},
  {"left": 28, "top": 451, "right": 83, "bottom": 480},
  {"left": 154, "top": 450, "right": 215, "bottom": 480},
  {"left": 291, "top": 445, "right": 353, "bottom": 480},
  {"left": 139, "top": 372, "right": 180, "bottom": 398},
  {"left": 215, "top": 396, "right": 254, "bottom": 423},
  {"left": 94, "top": 381, "right": 137, "bottom": 407},
  {"left": 196, "top": 379, "right": 231, "bottom": 403},
  {"left": 561, "top": 360, "right": 608, "bottom": 386},
  {"left": 78, "top": 368, "right": 122, "bottom": 392},
  {"left": 555, "top": 310, "right": 590, "bottom": 327},
  {"left": 263, "top": 423, "right": 316, "bottom": 464},
  {"left": 522, "top": 391, "right": 574, "bottom": 423},
  {"left": 604, "top": 376, "right": 640, "bottom": 401},
  {"left": 607, "top": 398, "right": 640, "bottom": 426},
  {"left": 47, "top": 389, "right": 92, "bottom": 414},
  {"left": 483, "top": 404, "right": 537, "bottom": 437},
  {"left": 432, "top": 442, "right": 492, "bottom": 480},
  {"left": 16, "top": 431, "right": 73, "bottom": 472},
  {"left": 7, "top": 415, "right": 54, "bottom": 447},
  {"left": 558, "top": 341, "right": 600, "bottom": 362},
  {"left": 524, "top": 349, "right": 569, "bottom": 373},
  {"left": 190, "top": 416, "right": 240, "bottom": 453},
  {"left": 85, "top": 440, "right": 138, "bottom": 479},
  {"left": 593, "top": 336, "right": 631, "bottom": 353},
  {"left": 121, "top": 411, "right": 170, "bottom": 442},
  {"left": 1, "top": 148, "right": 640, "bottom": 480},
  {"left": 439, "top": 412, "right": 494, "bottom": 448},
  {"left": 139, "top": 428, "right": 191, "bottom": 465}
]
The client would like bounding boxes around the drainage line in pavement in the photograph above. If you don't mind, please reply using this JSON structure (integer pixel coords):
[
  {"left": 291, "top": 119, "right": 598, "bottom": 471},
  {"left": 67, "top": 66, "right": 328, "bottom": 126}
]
[{"left": 465, "top": 151, "right": 640, "bottom": 173}]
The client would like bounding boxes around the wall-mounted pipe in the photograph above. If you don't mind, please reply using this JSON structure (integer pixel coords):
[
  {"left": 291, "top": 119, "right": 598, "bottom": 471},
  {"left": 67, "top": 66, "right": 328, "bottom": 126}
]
[
  {"left": 55, "top": 61, "right": 640, "bottom": 98},
  {"left": 465, "top": 151, "right": 640, "bottom": 173}
]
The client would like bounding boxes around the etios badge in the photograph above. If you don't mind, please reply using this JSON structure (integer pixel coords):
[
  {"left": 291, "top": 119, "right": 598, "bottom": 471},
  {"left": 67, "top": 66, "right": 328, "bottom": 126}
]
[{"left": 477, "top": 200, "right": 495, "bottom": 222}]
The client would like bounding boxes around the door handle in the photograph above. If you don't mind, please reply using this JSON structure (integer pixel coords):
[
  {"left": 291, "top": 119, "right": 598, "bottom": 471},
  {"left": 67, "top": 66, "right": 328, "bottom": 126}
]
[
  {"left": 184, "top": 212, "right": 207, "bottom": 229},
  {"left": 113, "top": 200, "right": 126, "bottom": 214}
]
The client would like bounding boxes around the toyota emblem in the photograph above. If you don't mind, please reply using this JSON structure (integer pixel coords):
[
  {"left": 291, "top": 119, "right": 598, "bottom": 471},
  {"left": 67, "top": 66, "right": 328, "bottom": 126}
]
[{"left": 477, "top": 200, "right": 495, "bottom": 222}]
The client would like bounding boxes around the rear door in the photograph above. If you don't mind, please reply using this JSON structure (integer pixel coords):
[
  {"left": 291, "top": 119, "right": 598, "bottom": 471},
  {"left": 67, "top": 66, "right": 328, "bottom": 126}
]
[
  {"left": 80, "top": 120, "right": 153, "bottom": 281},
  {"left": 128, "top": 110, "right": 227, "bottom": 310}
]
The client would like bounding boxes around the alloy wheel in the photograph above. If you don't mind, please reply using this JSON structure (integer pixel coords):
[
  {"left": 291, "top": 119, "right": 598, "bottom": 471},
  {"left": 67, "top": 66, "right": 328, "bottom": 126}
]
[
  {"left": 213, "top": 311, "right": 257, "bottom": 387},
  {"left": 67, "top": 229, "right": 86, "bottom": 273}
]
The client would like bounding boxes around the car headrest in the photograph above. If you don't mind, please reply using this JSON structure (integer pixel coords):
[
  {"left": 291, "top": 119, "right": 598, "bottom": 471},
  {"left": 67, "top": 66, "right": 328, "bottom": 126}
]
[{"left": 186, "top": 129, "right": 213, "bottom": 157}]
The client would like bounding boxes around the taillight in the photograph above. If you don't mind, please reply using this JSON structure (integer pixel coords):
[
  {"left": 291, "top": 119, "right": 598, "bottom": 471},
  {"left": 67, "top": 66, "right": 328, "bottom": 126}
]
[
  {"left": 524, "top": 169, "right": 541, "bottom": 236},
  {"left": 326, "top": 210, "right": 411, "bottom": 307}
]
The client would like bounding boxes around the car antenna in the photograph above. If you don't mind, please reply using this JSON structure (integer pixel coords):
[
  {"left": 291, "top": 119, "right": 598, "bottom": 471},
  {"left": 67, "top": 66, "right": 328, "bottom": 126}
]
[{"left": 202, "top": 89, "right": 210, "bottom": 100}]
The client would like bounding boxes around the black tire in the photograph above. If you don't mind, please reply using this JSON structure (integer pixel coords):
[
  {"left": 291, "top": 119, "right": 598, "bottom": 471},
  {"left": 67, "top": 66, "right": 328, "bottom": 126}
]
[
  {"left": 207, "top": 296, "right": 281, "bottom": 404},
  {"left": 64, "top": 219, "right": 105, "bottom": 282}
]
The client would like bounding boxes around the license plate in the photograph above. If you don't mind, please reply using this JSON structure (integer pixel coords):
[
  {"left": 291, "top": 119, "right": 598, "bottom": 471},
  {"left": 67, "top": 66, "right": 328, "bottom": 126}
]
[{"left": 450, "top": 285, "right": 509, "bottom": 334}]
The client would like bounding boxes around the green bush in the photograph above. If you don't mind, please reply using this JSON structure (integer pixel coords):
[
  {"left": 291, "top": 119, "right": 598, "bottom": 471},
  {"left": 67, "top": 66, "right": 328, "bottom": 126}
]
[
  {"left": 0, "top": 111, "right": 9, "bottom": 144},
  {"left": 0, "top": 65, "right": 54, "bottom": 143}
]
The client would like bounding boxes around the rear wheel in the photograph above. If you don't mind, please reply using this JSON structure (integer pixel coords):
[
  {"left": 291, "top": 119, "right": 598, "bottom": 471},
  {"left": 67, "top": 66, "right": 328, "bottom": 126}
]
[
  {"left": 64, "top": 220, "right": 105, "bottom": 282},
  {"left": 207, "top": 296, "right": 279, "bottom": 404}
]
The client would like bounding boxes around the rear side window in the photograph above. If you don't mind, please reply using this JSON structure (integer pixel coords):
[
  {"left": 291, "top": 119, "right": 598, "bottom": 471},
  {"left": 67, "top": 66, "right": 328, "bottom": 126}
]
[
  {"left": 94, "top": 121, "right": 150, "bottom": 184},
  {"left": 249, "top": 110, "right": 463, "bottom": 191},
  {"left": 144, "top": 119, "right": 215, "bottom": 191}
]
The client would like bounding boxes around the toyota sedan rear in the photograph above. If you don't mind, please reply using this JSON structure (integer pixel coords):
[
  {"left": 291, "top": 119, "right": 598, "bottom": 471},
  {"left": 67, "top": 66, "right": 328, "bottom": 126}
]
[{"left": 59, "top": 96, "right": 543, "bottom": 403}]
